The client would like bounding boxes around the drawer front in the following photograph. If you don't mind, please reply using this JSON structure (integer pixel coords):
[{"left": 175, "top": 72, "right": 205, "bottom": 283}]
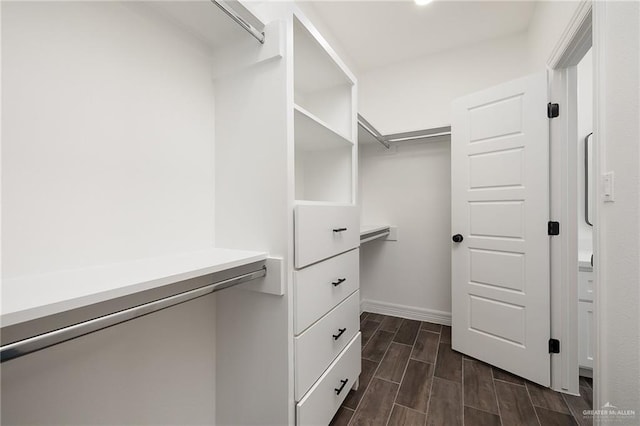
[
  {"left": 296, "top": 333, "right": 361, "bottom": 426},
  {"left": 578, "top": 270, "right": 594, "bottom": 302},
  {"left": 295, "top": 291, "right": 360, "bottom": 400},
  {"left": 294, "top": 204, "right": 359, "bottom": 268},
  {"left": 294, "top": 249, "right": 359, "bottom": 335}
]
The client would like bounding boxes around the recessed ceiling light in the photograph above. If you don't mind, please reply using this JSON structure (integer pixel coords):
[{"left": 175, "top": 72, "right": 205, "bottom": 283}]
[{"left": 415, "top": 0, "right": 433, "bottom": 5}]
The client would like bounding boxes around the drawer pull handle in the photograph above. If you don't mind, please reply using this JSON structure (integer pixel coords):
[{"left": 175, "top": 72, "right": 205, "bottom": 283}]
[
  {"left": 332, "top": 278, "right": 346, "bottom": 286},
  {"left": 333, "top": 228, "right": 347, "bottom": 233},
  {"left": 335, "top": 378, "right": 349, "bottom": 395},
  {"left": 333, "top": 328, "right": 347, "bottom": 340}
]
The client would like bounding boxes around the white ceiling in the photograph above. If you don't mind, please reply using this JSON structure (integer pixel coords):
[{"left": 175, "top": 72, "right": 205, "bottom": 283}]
[{"left": 308, "top": 0, "right": 537, "bottom": 73}]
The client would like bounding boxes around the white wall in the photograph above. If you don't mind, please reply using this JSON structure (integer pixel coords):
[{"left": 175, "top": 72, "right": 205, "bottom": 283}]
[
  {"left": 527, "top": 1, "right": 582, "bottom": 68},
  {"left": 1, "top": 1, "right": 216, "bottom": 279},
  {"left": 359, "top": 32, "right": 532, "bottom": 134},
  {"left": 359, "top": 138, "right": 451, "bottom": 320},
  {"left": 1, "top": 294, "right": 217, "bottom": 425},
  {"left": 1, "top": 3, "right": 219, "bottom": 423},
  {"left": 577, "top": 49, "right": 593, "bottom": 255},
  {"left": 357, "top": 33, "right": 534, "bottom": 319},
  {"left": 595, "top": 0, "right": 640, "bottom": 414}
]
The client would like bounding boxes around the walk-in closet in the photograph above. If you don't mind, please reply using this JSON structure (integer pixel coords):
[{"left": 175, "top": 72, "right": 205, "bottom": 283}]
[{"left": 2, "top": 0, "right": 640, "bottom": 425}]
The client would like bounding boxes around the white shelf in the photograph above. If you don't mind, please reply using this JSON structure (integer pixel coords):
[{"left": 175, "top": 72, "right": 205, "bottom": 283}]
[
  {"left": 2, "top": 248, "right": 267, "bottom": 328},
  {"left": 295, "top": 104, "right": 353, "bottom": 151},
  {"left": 147, "top": 1, "right": 264, "bottom": 51},
  {"left": 360, "top": 225, "right": 391, "bottom": 244}
]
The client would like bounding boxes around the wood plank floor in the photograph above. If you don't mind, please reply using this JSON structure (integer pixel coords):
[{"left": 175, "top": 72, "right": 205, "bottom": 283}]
[{"left": 331, "top": 312, "right": 593, "bottom": 426}]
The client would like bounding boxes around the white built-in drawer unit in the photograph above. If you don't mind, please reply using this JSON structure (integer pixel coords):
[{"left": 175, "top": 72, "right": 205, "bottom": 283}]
[
  {"left": 294, "top": 204, "right": 359, "bottom": 268},
  {"left": 292, "top": 9, "right": 359, "bottom": 424},
  {"left": 296, "top": 333, "right": 361, "bottom": 426},
  {"left": 294, "top": 248, "right": 359, "bottom": 334},
  {"left": 295, "top": 290, "right": 360, "bottom": 399}
]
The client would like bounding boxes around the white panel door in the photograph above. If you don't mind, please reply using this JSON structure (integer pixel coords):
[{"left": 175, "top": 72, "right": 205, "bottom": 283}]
[{"left": 451, "top": 73, "right": 550, "bottom": 386}]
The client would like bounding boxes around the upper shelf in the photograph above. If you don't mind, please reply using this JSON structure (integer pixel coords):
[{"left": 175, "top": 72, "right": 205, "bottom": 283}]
[
  {"left": 1, "top": 248, "right": 267, "bottom": 329},
  {"left": 146, "top": 0, "right": 265, "bottom": 51},
  {"left": 295, "top": 104, "right": 354, "bottom": 151}
]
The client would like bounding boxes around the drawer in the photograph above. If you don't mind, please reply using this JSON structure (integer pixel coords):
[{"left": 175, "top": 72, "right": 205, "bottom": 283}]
[
  {"left": 296, "top": 333, "right": 361, "bottom": 425},
  {"left": 294, "top": 204, "right": 359, "bottom": 268},
  {"left": 294, "top": 249, "right": 359, "bottom": 335},
  {"left": 295, "top": 291, "right": 360, "bottom": 400},
  {"left": 578, "top": 270, "right": 594, "bottom": 302}
]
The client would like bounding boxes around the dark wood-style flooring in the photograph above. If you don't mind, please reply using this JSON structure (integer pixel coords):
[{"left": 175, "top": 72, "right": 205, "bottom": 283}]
[{"left": 331, "top": 312, "right": 593, "bottom": 426}]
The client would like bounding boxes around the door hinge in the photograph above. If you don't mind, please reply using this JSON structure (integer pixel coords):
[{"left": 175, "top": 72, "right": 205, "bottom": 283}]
[
  {"left": 547, "top": 103, "right": 559, "bottom": 118},
  {"left": 548, "top": 221, "right": 560, "bottom": 236},
  {"left": 549, "top": 338, "right": 560, "bottom": 353}
]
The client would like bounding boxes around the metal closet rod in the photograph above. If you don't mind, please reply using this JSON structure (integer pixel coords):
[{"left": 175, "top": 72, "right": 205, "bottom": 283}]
[
  {"left": 386, "top": 126, "right": 452, "bottom": 143},
  {"left": 358, "top": 114, "right": 390, "bottom": 148},
  {"left": 358, "top": 114, "right": 451, "bottom": 149},
  {"left": 0, "top": 266, "right": 266, "bottom": 362},
  {"left": 212, "top": 0, "right": 265, "bottom": 44}
]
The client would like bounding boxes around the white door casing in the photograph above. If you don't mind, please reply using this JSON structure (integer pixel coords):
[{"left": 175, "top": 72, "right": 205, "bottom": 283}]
[{"left": 451, "top": 72, "right": 551, "bottom": 386}]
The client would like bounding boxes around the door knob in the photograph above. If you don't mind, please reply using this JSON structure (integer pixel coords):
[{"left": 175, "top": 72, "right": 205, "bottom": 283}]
[{"left": 452, "top": 234, "right": 464, "bottom": 243}]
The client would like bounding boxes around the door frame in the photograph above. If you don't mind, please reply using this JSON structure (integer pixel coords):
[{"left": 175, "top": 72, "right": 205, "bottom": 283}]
[{"left": 547, "top": 0, "right": 596, "bottom": 398}]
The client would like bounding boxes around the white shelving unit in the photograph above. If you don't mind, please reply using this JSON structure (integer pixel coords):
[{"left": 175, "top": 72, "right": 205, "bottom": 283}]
[
  {"left": 2, "top": 2, "right": 288, "bottom": 425},
  {"left": 2, "top": 2, "right": 359, "bottom": 425},
  {"left": 291, "top": 11, "right": 361, "bottom": 425},
  {"left": 293, "top": 16, "right": 353, "bottom": 138},
  {"left": 293, "top": 15, "right": 357, "bottom": 205}
]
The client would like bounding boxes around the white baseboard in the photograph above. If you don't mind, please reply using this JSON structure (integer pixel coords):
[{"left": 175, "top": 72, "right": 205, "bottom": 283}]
[{"left": 360, "top": 299, "right": 451, "bottom": 326}]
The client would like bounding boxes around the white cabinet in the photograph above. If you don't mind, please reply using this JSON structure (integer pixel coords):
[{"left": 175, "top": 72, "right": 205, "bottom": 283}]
[
  {"left": 578, "top": 267, "right": 594, "bottom": 369},
  {"left": 291, "top": 11, "right": 360, "bottom": 425}
]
